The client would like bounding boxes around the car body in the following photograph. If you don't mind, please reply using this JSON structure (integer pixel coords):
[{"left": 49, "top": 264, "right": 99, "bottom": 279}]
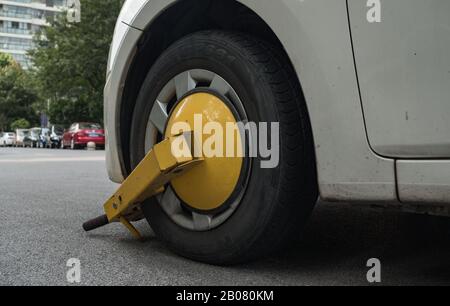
[
  {"left": 61, "top": 123, "right": 105, "bottom": 150},
  {"left": 104, "top": 0, "right": 450, "bottom": 263},
  {"left": 15, "top": 129, "right": 29, "bottom": 147},
  {"left": 0, "top": 132, "right": 16, "bottom": 147},
  {"left": 23, "top": 128, "right": 41, "bottom": 148}
]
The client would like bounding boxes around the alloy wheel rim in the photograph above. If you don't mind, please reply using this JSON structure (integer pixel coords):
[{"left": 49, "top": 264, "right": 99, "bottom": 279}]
[{"left": 144, "top": 69, "right": 252, "bottom": 231}]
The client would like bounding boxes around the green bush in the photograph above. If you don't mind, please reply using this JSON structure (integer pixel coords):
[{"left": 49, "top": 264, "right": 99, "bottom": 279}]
[{"left": 11, "top": 119, "right": 31, "bottom": 130}]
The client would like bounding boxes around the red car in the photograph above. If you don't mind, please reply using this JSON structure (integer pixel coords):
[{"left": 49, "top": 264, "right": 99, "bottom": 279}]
[{"left": 61, "top": 123, "right": 105, "bottom": 150}]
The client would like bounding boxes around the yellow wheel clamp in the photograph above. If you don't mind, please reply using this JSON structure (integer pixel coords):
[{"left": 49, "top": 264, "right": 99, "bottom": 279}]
[{"left": 82, "top": 132, "right": 203, "bottom": 240}]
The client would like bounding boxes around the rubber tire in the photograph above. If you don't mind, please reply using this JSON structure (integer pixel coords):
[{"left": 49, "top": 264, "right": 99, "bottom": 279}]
[{"left": 130, "top": 31, "right": 318, "bottom": 265}]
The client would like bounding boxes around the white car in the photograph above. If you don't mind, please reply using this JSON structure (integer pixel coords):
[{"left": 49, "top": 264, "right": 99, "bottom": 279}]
[
  {"left": 15, "top": 129, "right": 29, "bottom": 147},
  {"left": 0, "top": 132, "right": 16, "bottom": 147},
  {"left": 104, "top": 0, "right": 450, "bottom": 264}
]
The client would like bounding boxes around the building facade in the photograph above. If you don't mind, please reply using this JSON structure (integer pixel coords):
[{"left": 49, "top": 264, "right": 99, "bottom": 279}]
[{"left": 0, "top": 0, "right": 67, "bottom": 68}]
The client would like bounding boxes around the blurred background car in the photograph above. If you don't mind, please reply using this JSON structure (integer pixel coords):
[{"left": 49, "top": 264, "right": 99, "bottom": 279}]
[
  {"left": 0, "top": 132, "right": 16, "bottom": 147},
  {"left": 48, "top": 125, "right": 64, "bottom": 149},
  {"left": 15, "top": 129, "right": 29, "bottom": 147},
  {"left": 23, "top": 128, "right": 41, "bottom": 148},
  {"left": 61, "top": 122, "right": 105, "bottom": 150}
]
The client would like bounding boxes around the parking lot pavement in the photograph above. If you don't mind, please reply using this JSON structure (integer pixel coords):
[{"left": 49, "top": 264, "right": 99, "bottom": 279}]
[{"left": 0, "top": 147, "right": 449, "bottom": 286}]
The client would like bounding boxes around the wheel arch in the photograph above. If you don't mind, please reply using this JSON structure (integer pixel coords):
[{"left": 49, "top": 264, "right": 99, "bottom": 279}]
[{"left": 119, "top": 0, "right": 314, "bottom": 175}]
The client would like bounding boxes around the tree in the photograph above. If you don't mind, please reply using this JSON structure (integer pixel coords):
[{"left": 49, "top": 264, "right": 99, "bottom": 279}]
[
  {"left": 0, "top": 54, "right": 39, "bottom": 131},
  {"left": 30, "top": 0, "right": 124, "bottom": 125},
  {"left": 0, "top": 53, "right": 14, "bottom": 69},
  {"left": 11, "top": 118, "right": 31, "bottom": 130}
]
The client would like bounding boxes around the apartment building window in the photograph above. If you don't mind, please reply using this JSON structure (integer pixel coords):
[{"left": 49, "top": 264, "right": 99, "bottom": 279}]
[{"left": 0, "top": 0, "right": 68, "bottom": 69}]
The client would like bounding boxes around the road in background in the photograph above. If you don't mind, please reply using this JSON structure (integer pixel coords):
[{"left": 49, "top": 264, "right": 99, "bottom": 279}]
[{"left": 0, "top": 147, "right": 449, "bottom": 285}]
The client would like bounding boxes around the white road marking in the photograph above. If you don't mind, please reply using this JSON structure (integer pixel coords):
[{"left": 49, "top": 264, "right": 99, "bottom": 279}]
[{"left": 0, "top": 157, "right": 105, "bottom": 163}]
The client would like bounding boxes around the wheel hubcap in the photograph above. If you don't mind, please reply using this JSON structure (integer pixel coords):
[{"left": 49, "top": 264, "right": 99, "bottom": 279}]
[{"left": 165, "top": 91, "right": 243, "bottom": 212}]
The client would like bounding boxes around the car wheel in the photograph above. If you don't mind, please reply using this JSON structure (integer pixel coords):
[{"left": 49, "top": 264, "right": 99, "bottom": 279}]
[{"left": 129, "top": 31, "right": 318, "bottom": 265}]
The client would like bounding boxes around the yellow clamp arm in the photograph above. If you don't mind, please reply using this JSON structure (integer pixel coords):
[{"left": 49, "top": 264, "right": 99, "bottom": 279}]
[{"left": 83, "top": 132, "right": 203, "bottom": 239}]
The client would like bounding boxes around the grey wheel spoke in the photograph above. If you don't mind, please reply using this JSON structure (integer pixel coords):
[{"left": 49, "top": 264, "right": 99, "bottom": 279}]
[
  {"left": 175, "top": 71, "right": 196, "bottom": 99},
  {"left": 192, "top": 213, "right": 212, "bottom": 230},
  {"left": 210, "top": 74, "right": 232, "bottom": 96},
  {"left": 161, "top": 186, "right": 183, "bottom": 216},
  {"left": 157, "top": 79, "right": 176, "bottom": 104},
  {"left": 149, "top": 100, "right": 168, "bottom": 134}
]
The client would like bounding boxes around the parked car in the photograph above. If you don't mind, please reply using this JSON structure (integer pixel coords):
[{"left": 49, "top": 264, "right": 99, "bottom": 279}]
[
  {"left": 105, "top": 0, "right": 450, "bottom": 264},
  {"left": 15, "top": 129, "right": 29, "bottom": 147},
  {"left": 0, "top": 132, "right": 16, "bottom": 147},
  {"left": 61, "top": 123, "right": 105, "bottom": 150},
  {"left": 48, "top": 125, "right": 64, "bottom": 149},
  {"left": 23, "top": 128, "right": 41, "bottom": 148}
]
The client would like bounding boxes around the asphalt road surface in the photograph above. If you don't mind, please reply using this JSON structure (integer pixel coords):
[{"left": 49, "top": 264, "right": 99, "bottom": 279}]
[{"left": 0, "top": 147, "right": 449, "bottom": 286}]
